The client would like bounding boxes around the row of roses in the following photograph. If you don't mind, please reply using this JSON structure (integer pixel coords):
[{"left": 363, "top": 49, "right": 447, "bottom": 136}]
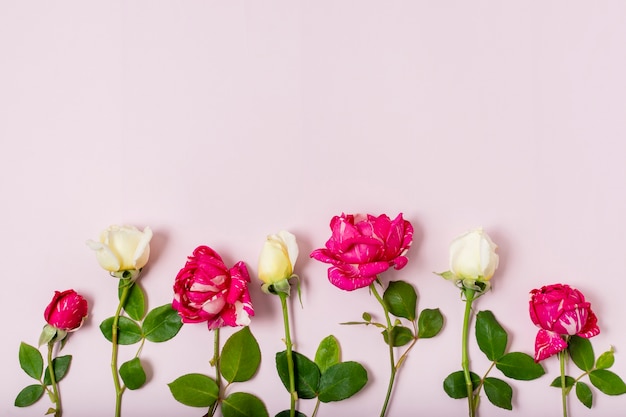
[{"left": 16, "top": 213, "right": 626, "bottom": 417}]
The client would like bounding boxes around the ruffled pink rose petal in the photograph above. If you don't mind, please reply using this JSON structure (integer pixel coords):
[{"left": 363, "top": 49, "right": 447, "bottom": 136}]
[{"left": 534, "top": 329, "right": 568, "bottom": 362}]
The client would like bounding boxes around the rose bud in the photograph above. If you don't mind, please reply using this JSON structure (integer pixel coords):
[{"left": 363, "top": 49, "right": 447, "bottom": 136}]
[{"left": 44, "top": 289, "right": 89, "bottom": 332}]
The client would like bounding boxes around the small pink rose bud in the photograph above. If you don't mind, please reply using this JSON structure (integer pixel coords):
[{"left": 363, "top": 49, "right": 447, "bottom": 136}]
[{"left": 44, "top": 290, "right": 89, "bottom": 332}]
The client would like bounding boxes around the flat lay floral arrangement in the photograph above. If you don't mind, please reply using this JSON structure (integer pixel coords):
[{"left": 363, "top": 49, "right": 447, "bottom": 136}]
[{"left": 15, "top": 214, "right": 626, "bottom": 417}]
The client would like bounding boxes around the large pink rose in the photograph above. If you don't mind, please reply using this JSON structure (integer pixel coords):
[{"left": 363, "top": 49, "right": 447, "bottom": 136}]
[
  {"left": 310, "top": 213, "right": 414, "bottom": 291},
  {"left": 173, "top": 246, "right": 254, "bottom": 330},
  {"left": 44, "top": 289, "right": 89, "bottom": 332},
  {"left": 529, "top": 283, "right": 600, "bottom": 362}
]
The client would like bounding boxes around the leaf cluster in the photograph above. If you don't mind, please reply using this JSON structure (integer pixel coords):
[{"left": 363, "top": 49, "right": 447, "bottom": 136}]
[
  {"left": 551, "top": 335, "right": 626, "bottom": 408},
  {"left": 443, "top": 310, "right": 545, "bottom": 410},
  {"left": 99, "top": 281, "right": 183, "bottom": 391},
  {"left": 274, "top": 335, "right": 368, "bottom": 416},
  {"left": 168, "top": 327, "right": 267, "bottom": 417}
]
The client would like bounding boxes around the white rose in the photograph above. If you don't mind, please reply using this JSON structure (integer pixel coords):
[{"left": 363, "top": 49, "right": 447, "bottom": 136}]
[
  {"left": 86, "top": 225, "right": 153, "bottom": 272},
  {"left": 258, "top": 230, "right": 298, "bottom": 285},
  {"left": 449, "top": 228, "right": 499, "bottom": 282}
]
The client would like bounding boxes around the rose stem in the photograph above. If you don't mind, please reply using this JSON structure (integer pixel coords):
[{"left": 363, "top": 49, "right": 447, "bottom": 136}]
[
  {"left": 112, "top": 280, "right": 133, "bottom": 417},
  {"left": 559, "top": 349, "right": 568, "bottom": 417},
  {"left": 462, "top": 288, "right": 476, "bottom": 417},
  {"left": 279, "top": 291, "right": 297, "bottom": 417},
  {"left": 370, "top": 281, "right": 396, "bottom": 417},
  {"left": 208, "top": 328, "right": 221, "bottom": 416},
  {"left": 47, "top": 340, "right": 61, "bottom": 417}
]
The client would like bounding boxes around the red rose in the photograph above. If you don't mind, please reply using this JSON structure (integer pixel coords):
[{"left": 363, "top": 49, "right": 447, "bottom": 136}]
[
  {"left": 44, "top": 289, "right": 89, "bottom": 332},
  {"left": 529, "top": 283, "right": 600, "bottom": 362},
  {"left": 172, "top": 246, "right": 254, "bottom": 329}
]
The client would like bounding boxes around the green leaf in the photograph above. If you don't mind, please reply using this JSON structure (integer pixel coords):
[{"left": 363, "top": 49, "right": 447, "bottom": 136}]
[
  {"left": 496, "top": 352, "right": 545, "bottom": 380},
  {"left": 382, "top": 325, "right": 414, "bottom": 347},
  {"left": 43, "top": 355, "right": 72, "bottom": 385},
  {"left": 142, "top": 304, "right": 183, "bottom": 343},
  {"left": 120, "top": 357, "right": 146, "bottom": 390},
  {"left": 475, "top": 310, "right": 507, "bottom": 361},
  {"left": 483, "top": 377, "right": 513, "bottom": 410},
  {"left": 550, "top": 376, "right": 575, "bottom": 388},
  {"left": 275, "top": 411, "right": 307, "bottom": 417},
  {"left": 221, "top": 327, "right": 261, "bottom": 383},
  {"left": 596, "top": 349, "right": 615, "bottom": 370},
  {"left": 589, "top": 369, "right": 626, "bottom": 395},
  {"left": 168, "top": 373, "right": 219, "bottom": 407},
  {"left": 569, "top": 336, "right": 595, "bottom": 372},
  {"left": 120, "top": 280, "right": 146, "bottom": 321},
  {"left": 222, "top": 392, "right": 269, "bottom": 417},
  {"left": 575, "top": 381, "right": 593, "bottom": 408},
  {"left": 276, "top": 350, "right": 320, "bottom": 399},
  {"left": 99, "top": 316, "right": 143, "bottom": 345},
  {"left": 318, "top": 361, "right": 368, "bottom": 402},
  {"left": 14, "top": 384, "right": 45, "bottom": 407},
  {"left": 417, "top": 308, "right": 444, "bottom": 339},
  {"left": 442, "top": 370, "right": 480, "bottom": 399},
  {"left": 19, "top": 342, "right": 43, "bottom": 380},
  {"left": 315, "top": 335, "right": 341, "bottom": 374},
  {"left": 383, "top": 280, "right": 417, "bottom": 320}
]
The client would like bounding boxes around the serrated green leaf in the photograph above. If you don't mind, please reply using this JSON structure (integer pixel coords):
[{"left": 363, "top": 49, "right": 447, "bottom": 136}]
[
  {"left": 596, "top": 350, "right": 615, "bottom": 370},
  {"left": 576, "top": 381, "right": 593, "bottom": 408},
  {"left": 475, "top": 310, "right": 507, "bottom": 361},
  {"left": 168, "top": 373, "right": 219, "bottom": 407},
  {"left": 383, "top": 280, "right": 417, "bottom": 320},
  {"left": 100, "top": 316, "right": 143, "bottom": 345},
  {"left": 569, "top": 336, "right": 595, "bottom": 372},
  {"left": 120, "top": 280, "right": 146, "bottom": 321},
  {"left": 496, "top": 352, "right": 545, "bottom": 380},
  {"left": 484, "top": 377, "right": 513, "bottom": 410},
  {"left": 19, "top": 342, "right": 43, "bottom": 380},
  {"left": 382, "top": 325, "right": 414, "bottom": 347},
  {"left": 276, "top": 351, "right": 320, "bottom": 399},
  {"left": 589, "top": 369, "right": 626, "bottom": 395},
  {"left": 222, "top": 392, "right": 269, "bottom": 417},
  {"left": 417, "top": 308, "right": 444, "bottom": 339},
  {"left": 275, "top": 411, "right": 307, "bottom": 417},
  {"left": 550, "top": 376, "right": 575, "bottom": 388},
  {"left": 315, "top": 335, "right": 341, "bottom": 374},
  {"left": 142, "top": 304, "right": 183, "bottom": 343},
  {"left": 43, "top": 355, "right": 72, "bottom": 385},
  {"left": 14, "top": 384, "right": 45, "bottom": 407},
  {"left": 442, "top": 370, "right": 481, "bottom": 399},
  {"left": 221, "top": 327, "right": 261, "bottom": 383},
  {"left": 120, "top": 357, "right": 146, "bottom": 390},
  {"left": 318, "top": 361, "right": 367, "bottom": 402}
]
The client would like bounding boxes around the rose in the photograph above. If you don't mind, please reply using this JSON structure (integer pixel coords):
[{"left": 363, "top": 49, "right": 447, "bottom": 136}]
[
  {"left": 44, "top": 289, "right": 89, "bottom": 332},
  {"left": 310, "top": 213, "right": 413, "bottom": 291},
  {"left": 529, "top": 283, "right": 600, "bottom": 362},
  {"left": 86, "top": 225, "right": 152, "bottom": 273},
  {"left": 173, "top": 246, "right": 254, "bottom": 330},
  {"left": 258, "top": 231, "right": 299, "bottom": 289},
  {"left": 449, "top": 228, "right": 499, "bottom": 283}
]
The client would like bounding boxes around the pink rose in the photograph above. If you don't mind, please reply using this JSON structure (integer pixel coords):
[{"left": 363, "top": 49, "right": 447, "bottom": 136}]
[
  {"left": 44, "top": 289, "right": 89, "bottom": 332},
  {"left": 310, "top": 213, "right": 414, "bottom": 291},
  {"left": 529, "top": 283, "right": 600, "bottom": 362},
  {"left": 172, "top": 246, "right": 254, "bottom": 330}
]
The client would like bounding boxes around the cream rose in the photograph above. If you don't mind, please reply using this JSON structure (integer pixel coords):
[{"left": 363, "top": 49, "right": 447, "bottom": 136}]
[
  {"left": 258, "top": 230, "right": 298, "bottom": 285},
  {"left": 86, "top": 225, "right": 153, "bottom": 272},
  {"left": 449, "top": 228, "right": 499, "bottom": 282}
]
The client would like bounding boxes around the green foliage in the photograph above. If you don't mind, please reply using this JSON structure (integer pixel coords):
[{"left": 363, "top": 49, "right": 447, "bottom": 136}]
[
  {"left": 475, "top": 311, "right": 507, "bottom": 361},
  {"left": 417, "top": 308, "right": 444, "bottom": 338},
  {"left": 221, "top": 392, "right": 269, "bottom": 417},
  {"left": 14, "top": 384, "right": 45, "bottom": 407},
  {"left": 318, "top": 361, "right": 367, "bottom": 403},
  {"left": 483, "top": 377, "right": 512, "bottom": 410},
  {"left": 275, "top": 410, "right": 308, "bottom": 417},
  {"left": 120, "top": 280, "right": 146, "bottom": 321},
  {"left": 221, "top": 327, "right": 261, "bottom": 383},
  {"left": 18, "top": 342, "right": 43, "bottom": 380},
  {"left": 142, "top": 304, "right": 183, "bottom": 343},
  {"left": 550, "top": 376, "right": 575, "bottom": 388},
  {"left": 119, "top": 357, "right": 146, "bottom": 390},
  {"left": 99, "top": 316, "right": 143, "bottom": 345},
  {"left": 496, "top": 352, "right": 545, "bottom": 380},
  {"left": 442, "top": 371, "right": 480, "bottom": 399},
  {"left": 569, "top": 336, "right": 595, "bottom": 372},
  {"left": 168, "top": 373, "right": 219, "bottom": 407},
  {"left": 383, "top": 280, "right": 417, "bottom": 320},
  {"left": 589, "top": 369, "right": 626, "bottom": 395},
  {"left": 314, "top": 335, "right": 340, "bottom": 374},
  {"left": 576, "top": 381, "right": 593, "bottom": 408},
  {"left": 596, "top": 349, "right": 615, "bottom": 370},
  {"left": 43, "top": 355, "right": 72, "bottom": 385},
  {"left": 276, "top": 350, "right": 320, "bottom": 399},
  {"left": 383, "top": 325, "right": 414, "bottom": 347}
]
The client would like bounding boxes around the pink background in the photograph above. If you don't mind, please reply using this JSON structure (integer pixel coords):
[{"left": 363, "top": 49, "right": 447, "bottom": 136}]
[{"left": 2, "top": 2, "right": 626, "bottom": 416}]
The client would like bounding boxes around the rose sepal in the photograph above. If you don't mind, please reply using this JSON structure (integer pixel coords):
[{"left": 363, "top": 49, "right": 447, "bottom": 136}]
[
  {"left": 261, "top": 274, "right": 299, "bottom": 297},
  {"left": 111, "top": 269, "right": 141, "bottom": 281},
  {"left": 38, "top": 325, "right": 64, "bottom": 347}
]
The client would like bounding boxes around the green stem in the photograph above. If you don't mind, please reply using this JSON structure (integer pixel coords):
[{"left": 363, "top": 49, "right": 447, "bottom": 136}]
[
  {"left": 370, "top": 282, "right": 396, "bottom": 417},
  {"left": 208, "top": 328, "right": 221, "bottom": 417},
  {"left": 559, "top": 349, "right": 568, "bottom": 417},
  {"left": 47, "top": 341, "right": 61, "bottom": 417},
  {"left": 462, "top": 288, "right": 476, "bottom": 417},
  {"left": 112, "top": 280, "right": 133, "bottom": 417},
  {"left": 279, "top": 291, "right": 296, "bottom": 417},
  {"left": 311, "top": 399, "right": 321, "bottom": 417}
]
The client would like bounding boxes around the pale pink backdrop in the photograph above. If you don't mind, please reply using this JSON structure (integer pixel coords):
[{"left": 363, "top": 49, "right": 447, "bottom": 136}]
[{"left": 1, "top": 2, "right": 626, "bottom": 417}]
